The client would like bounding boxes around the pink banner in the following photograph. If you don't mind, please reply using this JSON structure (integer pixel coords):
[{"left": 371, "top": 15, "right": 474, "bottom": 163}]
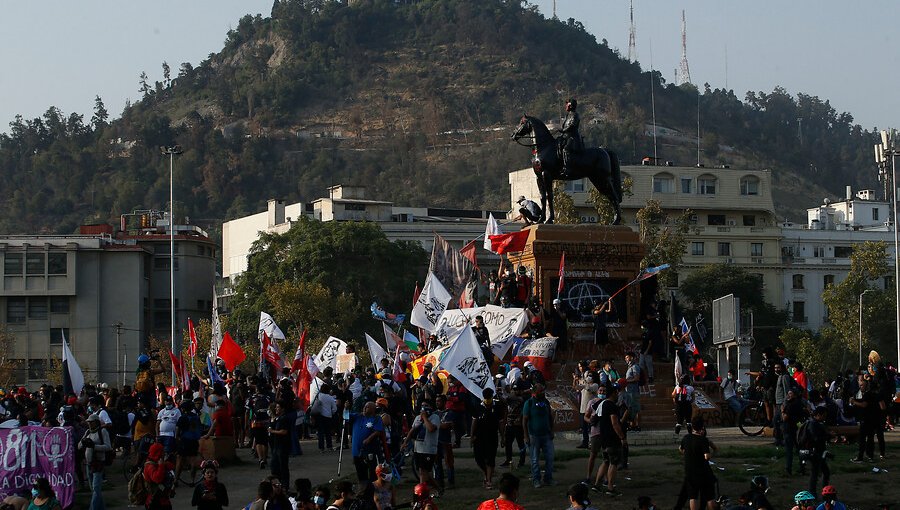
[{"left": 0, "top": 426, "right": 75, "bottom": 508}]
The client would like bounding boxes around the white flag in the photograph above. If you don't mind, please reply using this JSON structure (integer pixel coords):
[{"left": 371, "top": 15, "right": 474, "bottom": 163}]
[
  {"left": 484, "top": 213, "right": 502, "bottom": 251},
  {"left": 411, "top": 272, "right": 452, "bottom": 333},
  {"left": 437, "top": 327, "right": 495, "bottom": 397},
  {"left": 210, "top": 287, "right": 223, "bottom": 358},
  {"left": 365, "top": 333, "right": 389, "bottom": 369},
  {"left": 62, "top": 332, "right": 84, "bottom": 396},
  {"left": 435, "top": 304, "right": 527, "bottom": 356},
  {"left": 314, "top": 336, "right": 348, "bottom": 370},
  {"left": 382, "top": 321, "right": 400, "bottom": 351},
  {"left": 258, "top": 312, "right": 286, "bottom": 341}
]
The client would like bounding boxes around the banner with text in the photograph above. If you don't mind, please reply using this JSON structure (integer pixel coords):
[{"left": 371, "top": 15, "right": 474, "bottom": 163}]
[
  {"left": 434, "top": 304, "right": 527, "bottom": 358},
  {"left": 314, "top": 336, "right": 348, "bottom": 371},
  {"left": 512, "top": 336, "right": 558, "bottom": 380},
  {"left": 437, "top": 327, "right": 496, "bottom": 398},
  {"left": 410, "top": 272, "right": 452, "bottom": 333},
  {"left": 0, "top": 426, "right": 75, "bottom": 508}
]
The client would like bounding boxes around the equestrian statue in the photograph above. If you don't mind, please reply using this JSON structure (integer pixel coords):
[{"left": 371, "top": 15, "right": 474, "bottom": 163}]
[{"left": 511, "top": 102, "right": 623, "bottom": 225}]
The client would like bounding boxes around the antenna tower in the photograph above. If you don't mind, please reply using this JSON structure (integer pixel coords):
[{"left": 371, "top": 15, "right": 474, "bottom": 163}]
[
  {"left": 627, "top": 0, "right": 637, "bottom": 62},
  {"left": 677, "top": 10, "right": 692, "bottom": 85},
  {"left": 552, "top": 0, "right": 557, "bottom": 19}
]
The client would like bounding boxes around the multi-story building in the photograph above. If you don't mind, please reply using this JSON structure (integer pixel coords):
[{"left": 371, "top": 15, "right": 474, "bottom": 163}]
[
  {"left": 509, "top": 165, "right": 784, "bottom": 306},
  {"left": 0, "top": 217, "right": 216, "bottom": 386},
  {"left": 221, "top": 185, "right": 506, "bottom": 285},
  {"left": 781, "top": 188, "right": 896, "bottom": 331}
]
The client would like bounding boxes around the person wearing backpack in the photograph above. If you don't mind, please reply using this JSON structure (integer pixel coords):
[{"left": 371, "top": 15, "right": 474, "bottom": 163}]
[
  {"left": 111, "top": 400, "right": 136, "bottom": 456},
  {"left": 782, "top": 389, "right": 808, "bottom": 476},
  {"left": 175, "top": 400, "right": 203, "bottom": 486},
  {"left": 80, "top": 414, "right": 112, "bottom": 510}
]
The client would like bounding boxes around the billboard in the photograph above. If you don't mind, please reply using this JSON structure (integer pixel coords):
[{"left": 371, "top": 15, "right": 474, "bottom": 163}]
[{"left": 712, "top": 294, "right": 739, "bottom": 345}]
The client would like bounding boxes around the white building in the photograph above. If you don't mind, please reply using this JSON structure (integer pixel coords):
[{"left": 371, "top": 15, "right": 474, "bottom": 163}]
[{"left": 781, "top": 187, "right": 896, "bottom": 331}]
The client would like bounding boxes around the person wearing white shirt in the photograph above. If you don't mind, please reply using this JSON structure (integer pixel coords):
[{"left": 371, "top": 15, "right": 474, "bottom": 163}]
[{"left": 156, "top": 396, "right": 182, "bottom": 454}]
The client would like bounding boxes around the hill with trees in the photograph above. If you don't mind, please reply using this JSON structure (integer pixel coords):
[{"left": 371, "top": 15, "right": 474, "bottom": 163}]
[{"left": 0, "top": 0, "right": 881, "bottom": 238}]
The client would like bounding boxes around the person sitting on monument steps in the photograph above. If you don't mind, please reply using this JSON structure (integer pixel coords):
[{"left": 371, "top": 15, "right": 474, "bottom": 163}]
[
  {"left": 514, "top": 196, "right": 542, "bottom": 226},
  {"left": 557, "top": 98, "right": 581, "bottom": 178}
]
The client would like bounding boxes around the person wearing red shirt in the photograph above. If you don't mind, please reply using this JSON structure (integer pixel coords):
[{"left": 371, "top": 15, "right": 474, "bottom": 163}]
[
  {"left": 205, "top": 399, "right": 234, "bottom": 438},
  {"left": 791, "top": 361, "right": 809, "bottom": 399},
  {"left": 143, "top": 442, "right": 176, "bottom": 509},
  {"left": 477, "top": 473, "right": 524, "bottom": 510}
]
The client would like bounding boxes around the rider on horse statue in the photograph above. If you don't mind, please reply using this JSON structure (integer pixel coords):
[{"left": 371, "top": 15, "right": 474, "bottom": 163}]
[{"left": 558, "top": 98, "right": 581, "bottom": 178}]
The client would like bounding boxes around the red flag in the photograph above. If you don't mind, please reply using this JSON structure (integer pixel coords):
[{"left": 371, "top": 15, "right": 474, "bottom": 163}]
[
  {"left": 187, "top": 318, "right": 198, "bottom": 358},
  {"left": 412, "top": 281, "right": 421, "bottom": 310},
  {"left": 557, "top": 251, "right": 566, "bottom": 299},
  {"left": 216, "top": 332, "right": 246, "bottom": 371},
  {"left": 296, "top": 354, "right": 312, "bottom": 409},
  {"left": 489, "top": 230, "right": 530, "bottom": 254},
  {"left": 292, "top": 329, "right": 308, "bottom": 373},
  {"left": 392, "top": 345, "right": 407, "bottom": 383},
  {"left": 261, "top": 332, "right": 284, "bottom": 371},
  {"left": 168, "top": 350, "right": 190, "bottom": 391},
  {"left": 459, "top": 240, "right": 478, "bottom": 267}
]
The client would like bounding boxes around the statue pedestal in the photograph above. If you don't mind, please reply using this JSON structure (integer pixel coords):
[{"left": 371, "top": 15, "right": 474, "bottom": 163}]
[{"left": 515, "top": 224, "right": 645, "bottom": 352}]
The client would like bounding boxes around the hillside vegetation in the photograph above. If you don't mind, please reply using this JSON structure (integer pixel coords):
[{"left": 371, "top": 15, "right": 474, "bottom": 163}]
[{"left": 0, "top": 0, "right": 879, "bottom": 236}]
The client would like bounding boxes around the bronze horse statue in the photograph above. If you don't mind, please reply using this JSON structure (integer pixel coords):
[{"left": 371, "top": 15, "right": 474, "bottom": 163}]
[{"left": 511, "top": 115, "right": 623, "bottom": 225}]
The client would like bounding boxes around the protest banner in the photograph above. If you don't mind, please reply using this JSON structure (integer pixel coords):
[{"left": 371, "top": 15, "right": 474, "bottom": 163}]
[
  {"left": 410, "top": 272, "right": 452, "bottom": 333},
  {"left": 437, "top": 327, "right": 495, "bottom": 397},
  {"left": 0, "top": 426, "right": 75, "bottom": 508},
  {"left": 513, "top": 336, "right": 558, "bottom": 380},
  {"left": 410, "top": 345, "right": 449, "bottom": 379},
  {"left": 314, "top": 336, "right": 348, "bottom": 370},
  {"left": 335, "top": 353, "right": 357, "bottom": 374},
  {"left": 434, "top": 304, "right": 527, "bottom": 358}
]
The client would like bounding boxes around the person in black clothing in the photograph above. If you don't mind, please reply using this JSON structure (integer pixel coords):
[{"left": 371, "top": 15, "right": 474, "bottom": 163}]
[
  {"left": 269, "top": 401, "right": 292, "bottom": 489},
  {"left": 592, "top": 383, "right": 626, "bottom": 497},
  {"left": 499, "top": 268, "right": 518, "bottom": 308},
  {"left": 781, "top": 390, "right": 807, "bottom": 476},
  {"left": 191, "top": 459, "right": 229, "bottom": 510},
  {"left": 592, "top": 300, "right": 612, "bottom": 352},
  {"left": 850, "top": 377, "right": 886, "bottom": 462},
  {"left": 471, "top": 388, "right": 502, "bottom": 490},
  {"left": 487, "top": 270, "right": 502, "bottom": 306},
  {"left": 678, "top": 416, "right": 717, "bottom": 510},
  {"left": 746, "top": 475, "right": 773, "bottom": 510},
  {"left": 557, "top": 98, "right": 581, "bottom": 178},
  {"left": 473, "top": 315, "right": 493, "bottom": 367},
  {"left": 806, "top": 406, "right": 831, "bottom": 495},
  {"left": 500, "top": 383, "right": 527, "bottom": 468},
  {"left": 549, "top": 299, "right": 568, "bottom": 355}
]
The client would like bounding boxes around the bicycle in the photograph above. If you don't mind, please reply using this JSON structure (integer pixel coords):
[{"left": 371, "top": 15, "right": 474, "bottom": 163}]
[
  {"left": 737, "top": 399, "right": 768, "bottom": 436},
  {"left": 122, "top": 436, "right": 154, "bottom": 481}
]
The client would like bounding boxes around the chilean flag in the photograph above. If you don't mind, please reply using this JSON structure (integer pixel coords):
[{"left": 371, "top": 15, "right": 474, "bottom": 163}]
[{"left": 488, "top": 230, "right": 530, "bottom": 254}]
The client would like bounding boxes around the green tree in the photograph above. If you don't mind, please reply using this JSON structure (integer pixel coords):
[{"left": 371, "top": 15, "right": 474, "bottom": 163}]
[
  {"left": 91, "top": 95, "right": 109, "bottom": 131},
  {"left": 822, "top": 241, "right": 894, "bottom": 357},
  {"left": 780, "top": 327, "right": 849, "bottom": 384},
  {"left": 635, "top": 199, "right": 693, "bottom": 289},
  {"left": 551, "top": 181, "right": 579, "bottom": 224},
  {"left": 588, "top": 175, "right": 633, "bottom": 225},
  {"left": 228, "top": 217, "right": 426, "bottom": 343}
]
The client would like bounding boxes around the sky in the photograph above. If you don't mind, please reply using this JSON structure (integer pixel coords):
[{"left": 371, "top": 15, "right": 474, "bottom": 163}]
[{"left": 1, "top": 1, "right": 898, "bottom": 133}]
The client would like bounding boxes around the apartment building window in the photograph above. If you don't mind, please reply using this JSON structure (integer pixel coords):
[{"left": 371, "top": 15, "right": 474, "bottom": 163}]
[
  {"left": 652, "top": 173, "right": 675, "bottom": 193},
  {"left": 743, "top": 215, "right": 756, "bottom": 226},
  {"left": 28, "top": 298, "right": 48, "bottom": 319},
  {"left": 824, "top": 274, "right": 835, "bottom": 288},
  {"left": 25, "top": 254, "right": 45, "bottom": 275},
  {"left": 47, "top": 253, "right": 67, "bottom": 275},
  {"left": 813, "top": 246, "right": 825, "bottom": 257},
  {"left": 50, "top": 296, "right": 70, "bottom": 314},
  {"left": 154, "top": 258, "right": 178, "bottom": 271},
  {"left": 698, "top": 175, "right": 717, "bottom": 195},
  {"left": 740, "top": 176, "right": 760, "bottom": 195},
  {"left": 50, "top": 328, "right": 69, "bottom": 345},
  {"left": 708, "top": 214, "right": 726, "bottom": 226},
  {"left": 717, "top": 242, "right": 731, "bottom": 256},
  {"left": 873, "top": 208, "right": 880, "bottom": 221},
  {"left": 792, "top": 274, "right": 805, "bottom": 289},
  {"left": 345, "top": 203, "right": 366, "bottom": 211},
  {"left": 6, "top": 298, "right": 26, "bottom": 323},
  {"left": 751, "top": 243, "right": 763, "bottom": 257},
  {"left": 792, "top": 301, "right": 806, "bottom": 323},
  {"left": 886, "top": 276, "right": 895, "bottom": 291},
  {"left": 691, "top": 242, "right": 705, "bottom": 256},
  {"left": 681, "top": 178, "right": 692, "bottom": 193},
  {"left": 28, "top": 360, "right": 46, "bottom": 380},
  {"left": 834, "top": 246, "right": 853, "bottom": 258},
  {"left": 564, "top": 180, "right": 585, "bottom": 192},
  {"left": 4, "top": 254, "right": 23, "bottom": 275}
]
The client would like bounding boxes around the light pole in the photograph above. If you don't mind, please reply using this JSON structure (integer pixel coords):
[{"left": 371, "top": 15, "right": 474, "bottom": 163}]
[
  {"left": 161, "top": 146, "right": 182, "bottom": 385},
  {"left": 859, "top": 289, "right": 873, "bottom": 368},
  {"left": 874, "top": 130, "right": 900, "bottom": 366},
  {"left": 113, "top": 322, "right": 123, "bottom": 385}
]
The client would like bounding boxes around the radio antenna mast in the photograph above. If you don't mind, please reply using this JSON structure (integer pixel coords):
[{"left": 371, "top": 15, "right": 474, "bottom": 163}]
[
  {"left": 628, "top": 0, "right": 637, "bottom": 62},
  {"left": 677, "top": 10, "right": 692, "bottom": 85}
]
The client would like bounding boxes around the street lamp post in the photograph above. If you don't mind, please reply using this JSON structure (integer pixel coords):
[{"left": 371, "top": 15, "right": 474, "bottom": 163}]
[
  {"left": 859, "top": 289, "right": 873, "bottom": 368},
  {"left": 874, "top": 130, "right": 900, "bottom": 366},
  {"left": 161, "top": 146, "right": 182, "bottom": 385}
]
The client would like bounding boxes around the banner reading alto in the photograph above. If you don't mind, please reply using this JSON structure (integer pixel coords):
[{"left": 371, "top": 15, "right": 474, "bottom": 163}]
[{"left": 0, "top": 426, "right": 75, "bottom": 508}]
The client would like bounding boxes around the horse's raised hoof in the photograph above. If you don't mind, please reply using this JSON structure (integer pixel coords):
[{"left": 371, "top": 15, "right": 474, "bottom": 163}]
[{"left": 545, "top": 219, "right": 554, "bottom": 225}]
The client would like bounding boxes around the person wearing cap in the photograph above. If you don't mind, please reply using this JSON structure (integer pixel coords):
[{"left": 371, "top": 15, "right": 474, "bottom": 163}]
[
  {"left": 135, "top": 351, "right": 165, "bottom": 410},
  {"left": 80, "top": 414, "right": 112, "bottom": 510},
  {"left": 513, "top": 196, "right": 542, "bottom": 226}
]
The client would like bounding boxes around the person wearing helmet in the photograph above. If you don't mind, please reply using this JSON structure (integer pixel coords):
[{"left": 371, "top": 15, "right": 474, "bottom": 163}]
[
  {"left": 816, "top": 485, "right": 847, "bottom": 510},
  {"left": 557, "top": 98, "right": 581, "bottom": 178},
  {"left": 135, "top": 351, "right": 164, "bottom": 410},
  {"left": 791, "top": 490, "right": 816, "bottom": 510},
  {"left": 373, "top": 463, "right": 396, "bottom": 510},
  {"left": 514, "top": 196, "right": 542, "bottom": 226},
  {"left": 191, "top": 459, "right": 228, "bottom": 509},
  {"left": 747, "top": 475, "right": 773, "bottom": 510}
]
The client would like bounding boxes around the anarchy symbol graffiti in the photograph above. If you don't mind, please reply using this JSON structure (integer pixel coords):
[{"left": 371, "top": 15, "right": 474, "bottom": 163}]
[{"left": 561, "top": 281, "right": 611, "bottom": 321}]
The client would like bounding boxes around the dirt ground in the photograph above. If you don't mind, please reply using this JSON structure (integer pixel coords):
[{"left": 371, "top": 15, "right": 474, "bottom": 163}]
[{"left": 97, "top": 427, "right": 900, "bottom": 509}]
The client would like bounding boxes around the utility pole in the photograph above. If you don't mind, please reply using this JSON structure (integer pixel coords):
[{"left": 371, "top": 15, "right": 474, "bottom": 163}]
[
  {"left": 113, "top": 322, "right": 123, "bottom": 386},
  {"left": 161, "top": 145, "right": 183, "bottom": 385}
]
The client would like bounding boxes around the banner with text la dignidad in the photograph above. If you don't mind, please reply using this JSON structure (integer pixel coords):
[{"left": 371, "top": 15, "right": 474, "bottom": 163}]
[
  {"left": 513, "top": 336, "right": 558, "bottom": 380},
  {"left": 0, "top": 426, "right": 75, "bottom": 508}
]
